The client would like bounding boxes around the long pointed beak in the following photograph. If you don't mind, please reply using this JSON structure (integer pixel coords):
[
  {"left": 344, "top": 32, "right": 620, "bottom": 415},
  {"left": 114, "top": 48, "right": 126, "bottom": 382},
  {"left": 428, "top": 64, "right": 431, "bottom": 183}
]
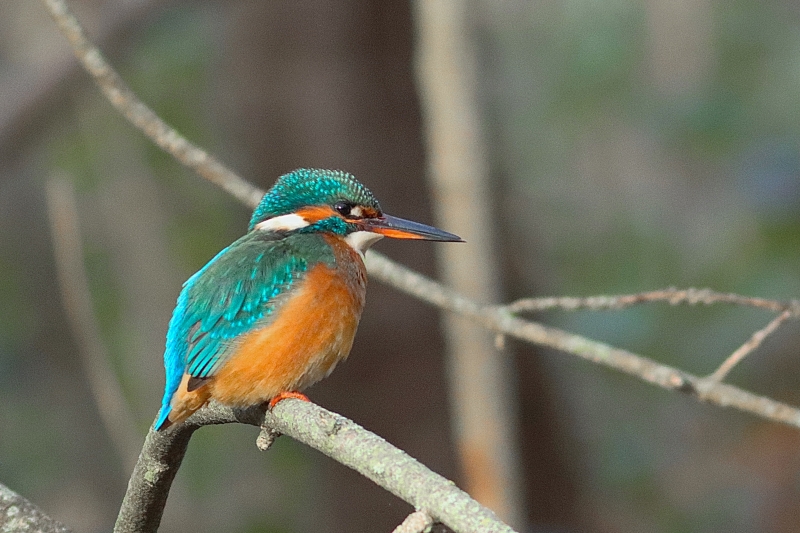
[{"left": 360, "top": 214, "right": 464, "bottom": 242}]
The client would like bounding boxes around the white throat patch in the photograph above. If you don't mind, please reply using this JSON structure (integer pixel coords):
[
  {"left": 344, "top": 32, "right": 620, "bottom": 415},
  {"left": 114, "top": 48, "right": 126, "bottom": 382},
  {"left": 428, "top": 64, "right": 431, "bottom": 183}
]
[
  {"left": 255, "top": 213, "right": 309, "bottom": 232},
  {"left": 345, "top": 231, "right": 384, "bottom": 256}
]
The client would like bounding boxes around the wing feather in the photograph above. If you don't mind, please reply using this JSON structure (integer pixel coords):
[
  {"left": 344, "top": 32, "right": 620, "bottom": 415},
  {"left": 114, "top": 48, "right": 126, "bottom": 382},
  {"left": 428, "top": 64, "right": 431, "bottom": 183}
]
[{"left": 158, "top": 232, "right": 335, "bottom": 425}]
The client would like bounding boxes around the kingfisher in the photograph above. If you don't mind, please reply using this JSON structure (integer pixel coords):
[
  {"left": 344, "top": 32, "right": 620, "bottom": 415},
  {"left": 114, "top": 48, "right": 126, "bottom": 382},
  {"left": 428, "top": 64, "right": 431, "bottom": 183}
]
[{"left": 155, "top": 168, "right": 461, "bottom": 430}]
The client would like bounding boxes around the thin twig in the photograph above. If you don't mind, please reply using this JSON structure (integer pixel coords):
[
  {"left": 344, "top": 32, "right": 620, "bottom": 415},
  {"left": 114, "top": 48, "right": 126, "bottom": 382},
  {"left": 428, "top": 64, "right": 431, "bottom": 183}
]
[
  {"left": 45, "top": 174, "right": 143, "bottom": 473},
  {"left": 45, "top": 0, "right": 800, "bottom": 439},
  {"left": 0, "top": 0, "right": 165, "bottom": 157},
  {"left": 708, "top": 309, "right": 794, "bottom": 382},
  {"left": 505, "top": 288, "right": 800, "bottom": 315},
  {"left": 42, "top": 0, "right": 800, "bottom": 433},
  {"left": 507, "top": 288, "right": 798, "bottom": 384},
  {"left": 41, "top": 0, "right": 800, "bottom": 530},
  {"left": 114, "top": 401, "right": 516, "bottom": 533},
  {"left": 392, "top": 509, "right": 434, "bottom": 533},
  {"left": 40, "top": 0, "right": 265, "bottom": 209},
  {"left": 364, "top": 253, "right": 800, "bottom": 429}
]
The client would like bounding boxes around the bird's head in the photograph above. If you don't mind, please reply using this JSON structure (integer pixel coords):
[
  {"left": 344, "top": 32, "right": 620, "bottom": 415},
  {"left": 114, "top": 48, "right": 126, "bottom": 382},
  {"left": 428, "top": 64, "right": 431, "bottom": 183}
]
[{"left": 249, "top": 169, "right": 462, "bottom": 253}]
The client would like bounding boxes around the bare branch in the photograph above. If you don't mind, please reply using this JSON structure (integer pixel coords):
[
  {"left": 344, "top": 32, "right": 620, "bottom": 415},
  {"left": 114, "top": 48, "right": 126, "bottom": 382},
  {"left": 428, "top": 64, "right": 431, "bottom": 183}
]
[
  {"left": 40, "top": 0, "right": 264, "bottom": 209},
  {"left": 115, "top": 401, "right": 516, "bottom": 533},
  {"left": 0, "top": 0, "right": 166, "bottom": 157},
  {"left": 505, "top": 287, "right": 800, "bottom": 314},
  {"left": 114, "top": 423, "right": 195, "bottom": 533},
  {"left": 505, "top": 287, "right": 799, "bottom": 386},
  {"left": 44, "top": 0, "right": 800, "bottom": 444},
  {"left": 41, "top": 0, "right": 800, "bottom": 435},
  {"left": 0, "top": 482, "right": 73, "bottom": 533},
  {"left": 45, "top": 174, "right": 143, "bottom": 473},
  {"left": 40, "top": 0, "right": 800, "bottom": 530},
  {"left": 392, "top": 509, "right": 434, "bottom": 533},
  {"left": 708, "top": 309, "right": 794, "bottom": 382},
  {"left": 364, "top": 252, "right": 800, "bottom": 429}
]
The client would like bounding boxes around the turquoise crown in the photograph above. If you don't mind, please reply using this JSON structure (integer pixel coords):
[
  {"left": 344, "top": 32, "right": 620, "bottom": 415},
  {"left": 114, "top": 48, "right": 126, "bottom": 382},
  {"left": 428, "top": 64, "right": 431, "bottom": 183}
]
[{"left": 249, "top": 169, "right": 381, "bottom": 231}]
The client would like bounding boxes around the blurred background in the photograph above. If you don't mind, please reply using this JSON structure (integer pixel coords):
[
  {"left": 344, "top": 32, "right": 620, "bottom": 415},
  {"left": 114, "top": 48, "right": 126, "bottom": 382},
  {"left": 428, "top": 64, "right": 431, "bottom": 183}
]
[{"left": 2, "top": 0, "right": 800, "bottom": 532}]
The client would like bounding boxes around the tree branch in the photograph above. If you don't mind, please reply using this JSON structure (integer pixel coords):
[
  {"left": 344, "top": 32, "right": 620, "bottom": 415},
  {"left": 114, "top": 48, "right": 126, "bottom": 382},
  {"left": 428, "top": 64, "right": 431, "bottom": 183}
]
[
  {"left": 45, "top": 174, "right": 143, "bottom": 473},
  {"left": 40, "top": 0, "right": 264, "bottom": 209},
  {"left": 505, "top": 287, "right": 800, "bottom": 314},
  {"left": 0, "top": 482, "right": 73, "bottom": 533},
  {"left": 363, "top": 252, "right": 800, "bottom": 429},
  {"left": 114, "top": 422, "right": 194, "bottom": 533},
  {"left": 40, "top": 0, "right": 800, "bottom": 531},
  {"left": 503, "top": 287, "right": 798, "bottom": 381},
  {"left": 0, "top": 0, "right": 167, "bottom": 158},
  {"left": 392, "top": 509, "right": 434, "bottom": 533},
  {"left": 708, "top": 309, "right": 794, "bottom": 382},
  {"left": 114, "top": 401, "right": 515, "bottom": 533}
]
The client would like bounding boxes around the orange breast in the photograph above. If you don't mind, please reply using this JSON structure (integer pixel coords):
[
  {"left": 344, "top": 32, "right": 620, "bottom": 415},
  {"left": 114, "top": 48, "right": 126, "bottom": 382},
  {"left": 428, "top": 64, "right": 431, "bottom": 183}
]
[{"left": 208, "top": 237, "right": 367, "bottom": 406}]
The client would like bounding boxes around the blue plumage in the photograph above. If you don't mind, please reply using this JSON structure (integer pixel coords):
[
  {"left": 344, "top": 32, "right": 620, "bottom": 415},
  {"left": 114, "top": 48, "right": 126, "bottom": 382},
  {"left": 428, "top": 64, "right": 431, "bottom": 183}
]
[
  {"left": 155, "top": 230, "right": 335, "bottom": 429},
  {"left": 155, "top": 168, "right": 461, "bottom": 430}
]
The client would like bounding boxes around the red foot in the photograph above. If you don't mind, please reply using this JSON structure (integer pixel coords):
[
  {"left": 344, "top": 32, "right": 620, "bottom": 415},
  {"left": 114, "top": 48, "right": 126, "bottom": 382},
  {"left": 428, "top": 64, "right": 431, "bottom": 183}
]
[{"left": 268, "top": 391, "right": 310, "bottom": 409}]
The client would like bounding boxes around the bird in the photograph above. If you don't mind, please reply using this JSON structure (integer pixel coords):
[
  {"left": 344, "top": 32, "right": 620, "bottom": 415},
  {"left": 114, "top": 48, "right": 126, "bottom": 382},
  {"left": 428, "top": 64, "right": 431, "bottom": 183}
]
[{"left": 155, "top": 168, "right": 462, "bottom": 430}]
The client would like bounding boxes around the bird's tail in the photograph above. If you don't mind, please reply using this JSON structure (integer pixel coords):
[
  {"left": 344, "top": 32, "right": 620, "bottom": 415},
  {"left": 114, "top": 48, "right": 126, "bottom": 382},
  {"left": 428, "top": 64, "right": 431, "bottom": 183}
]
[{"left": 154, "top": 374, "right": 211, "bottom": 431}]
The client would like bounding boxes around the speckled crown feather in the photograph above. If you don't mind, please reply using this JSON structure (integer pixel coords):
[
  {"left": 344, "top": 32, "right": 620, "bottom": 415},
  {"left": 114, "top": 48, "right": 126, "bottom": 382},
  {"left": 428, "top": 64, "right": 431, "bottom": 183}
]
[{"left": 248, "top": 169, "right": 381, "bottom": 230}]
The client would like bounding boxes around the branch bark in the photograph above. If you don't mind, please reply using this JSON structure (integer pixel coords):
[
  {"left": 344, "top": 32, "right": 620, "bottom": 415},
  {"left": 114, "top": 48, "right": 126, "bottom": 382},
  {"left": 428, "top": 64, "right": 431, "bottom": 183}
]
[
  {"left": 364, "top": 252, "right": 800, "bottom": 428},
  {"left": 506, "top": 287, "right": 800, "bottom": 314},
  {"left": 40, "top": 0, "right": 264, "bottom": 209},
  {"left": 39, "top": 1, "right": 800, "bottom": 532},
  {"left": 0, "top": 482, "right": 73, "bottom": 533},
  {"left": 114, "top": 401, "right": 515, "bottom": 533}
]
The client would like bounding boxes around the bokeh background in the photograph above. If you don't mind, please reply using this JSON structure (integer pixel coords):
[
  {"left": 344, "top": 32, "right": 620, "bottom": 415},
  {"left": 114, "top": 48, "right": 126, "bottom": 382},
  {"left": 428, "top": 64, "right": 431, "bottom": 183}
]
[{"left": 2, "top": 1, "right": 800, "bottom": 532}]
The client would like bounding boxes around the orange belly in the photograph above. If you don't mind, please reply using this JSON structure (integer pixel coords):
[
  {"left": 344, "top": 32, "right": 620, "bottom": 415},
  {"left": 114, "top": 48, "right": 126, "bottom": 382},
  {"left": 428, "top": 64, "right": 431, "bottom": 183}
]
[
  {"left": 166, "top": 238, "right": 367, "bottom": 425},
  {"left": 210, "top": 260, "right": 365, "bottom": 405}
]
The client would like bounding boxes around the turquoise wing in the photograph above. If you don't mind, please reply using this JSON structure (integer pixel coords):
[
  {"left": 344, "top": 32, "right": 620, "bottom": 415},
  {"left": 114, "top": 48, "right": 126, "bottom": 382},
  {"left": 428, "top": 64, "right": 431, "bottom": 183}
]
[{"left": 156, "top": 232, "right": 333, "bottom": 428}]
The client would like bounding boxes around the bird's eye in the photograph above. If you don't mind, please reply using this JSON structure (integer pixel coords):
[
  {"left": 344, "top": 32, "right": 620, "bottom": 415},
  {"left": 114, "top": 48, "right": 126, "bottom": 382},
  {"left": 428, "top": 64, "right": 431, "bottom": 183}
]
[{"left": 333, "top": 201, "right": 352, "bottom": 217}]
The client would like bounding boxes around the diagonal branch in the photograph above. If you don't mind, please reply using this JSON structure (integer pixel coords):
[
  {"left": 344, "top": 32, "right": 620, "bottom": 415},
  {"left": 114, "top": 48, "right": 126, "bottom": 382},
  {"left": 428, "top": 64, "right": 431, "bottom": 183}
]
[
  {"left": 45, "top": 174, "right": 143, "bottom": 473},
  {"left": 40, "top": 0, "right": 264, "bottom": 209},
  {"left": 0, "top": 482, "right": 73, "bottom": 533},
  {"left": 43, "top": 0, "right": 800, "bottom": 435},
  {"left": 0, "top": 0, "right": 168, "bottom": 159},
  {"left": 114, "top": 401, "right": 515, "bottom": 533},
  {"left": 364, "top": 253, "right": 800, "bottom": 429},
  {"left": 708, "top": 309, "right": 794, "bottom": 382}
]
